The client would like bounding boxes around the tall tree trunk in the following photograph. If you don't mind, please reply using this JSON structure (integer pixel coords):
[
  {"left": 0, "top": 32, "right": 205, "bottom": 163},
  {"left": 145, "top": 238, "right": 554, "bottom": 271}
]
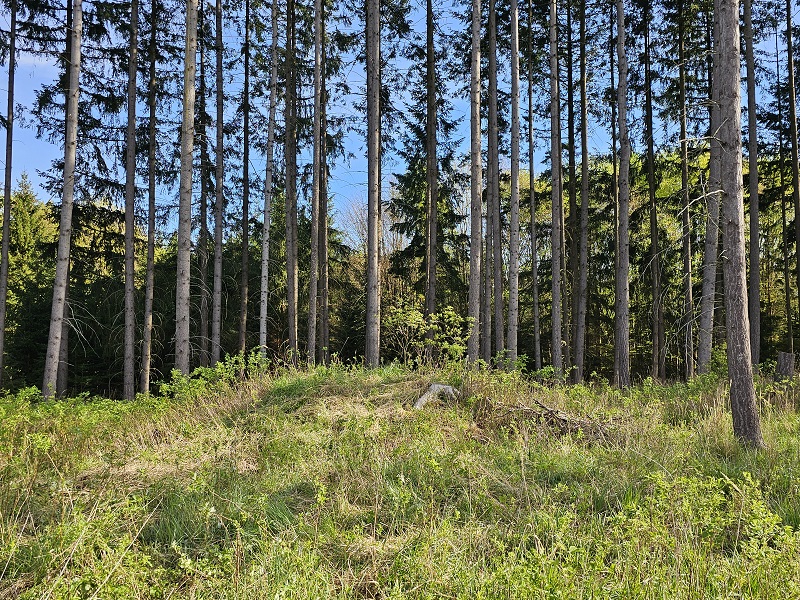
[
  {"left": 259, "top": 0, "right": 279, "bottom": 358},
  {"left": 507, "top": 0, "right": 520, "bottom": 364},
  {"left": 488, "top": 0, "right": 504, "bottom": 357},
  {"left": 175, "top": 0, "right": 196, "bottom": 375},
  {"left": 744, "top": 0, "right": 759, "bottom": 365},
  {"left": 141, "top": 0, "right": 157, "bottom": 392},
  {"left": 644, "top": 5, "right": 663, "bottom": 380},
  {"left": 239, "top": 0, "right": 251, "bottom": 356},
  {"left": 549, "top": 0, "right": 563, "bottom": 375},
  {"left": 614, "top": 0, "right": 630, "bottom": 388},
  {"left": 482, "top": 210, "right": 492, "bottom": 362},
  {"left": 717, "top": 0, "right": 763, "bottom": 448},
  {"left": 365, "top": 0, "right": 381, "bottom": 366},
  {"left": 211, "top": 0, "right": 224, "bottom": 364},
  {"left": 565, "top": 0, "right": 576, "bottom": 373},
  {"left": 574, "top": 0, "right": 589, "bottom": 382},
  {"left": 529, "top": 0, "right": 541, "bottom": 371},
  {"left": 44, "top": 0, "right": 82, "bottom": 395},
  {"left": 777, "top": 33, "right": 794, "bottom": 353},
  {"left": 467, "top": 0, "right": 482, "bottom": 363},
  {"left": 424, "top": 0, "right": 437, "bottom": 355},
  {"left": 307, "top": 0, "right": 322, "bottom": 365},
  {"left": 198, "top": 12, "right": 210, "bottom": 367},
  {"left": 787, "top": 0, "right": 800, "bottom": 349},
  {"left": 698, "top": 10, "right": 720, "bottom": 374},
  {"left": 679, "top": 0, "right": 694, "bottom": 379},
  {"left": 56, "top": 277, "right": 69, "bottom": 396},
  {"left": 0, "top": 0, "right": 17, "bottom": 388},
  {"left": 319, "top": 18, "right": 330, "bottom": 364},
  {"left": 285, "top": 0, "right": 299, "bottom": 363},
  {"left": 123, "top": 0, "right": 138, "bottom": 399}
]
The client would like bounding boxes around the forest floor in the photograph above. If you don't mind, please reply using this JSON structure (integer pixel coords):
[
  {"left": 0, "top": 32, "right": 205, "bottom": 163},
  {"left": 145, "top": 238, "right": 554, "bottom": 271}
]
[{"left": 2, "top": 362, "right": 800, "bottom": 598}]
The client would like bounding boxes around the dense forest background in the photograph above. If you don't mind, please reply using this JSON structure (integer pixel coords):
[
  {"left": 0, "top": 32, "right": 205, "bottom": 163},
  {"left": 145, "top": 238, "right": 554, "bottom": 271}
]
[{"left": 0, "top": 0, "right": 792, "bottom": 403}]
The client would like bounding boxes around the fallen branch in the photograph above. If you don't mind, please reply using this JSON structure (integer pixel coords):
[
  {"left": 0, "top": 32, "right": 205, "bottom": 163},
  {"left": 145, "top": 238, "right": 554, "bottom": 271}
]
[{"left": 473, "top": 396, "right": 611, "bottom": 442}]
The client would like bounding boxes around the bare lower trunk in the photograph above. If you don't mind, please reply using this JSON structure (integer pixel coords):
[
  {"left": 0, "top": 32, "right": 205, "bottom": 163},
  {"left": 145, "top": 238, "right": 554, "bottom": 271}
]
[
  {"left": 57, "top": 279, "right": 69, "bottom": 397},
  {"left": 0, "top": 0, "right": 17, "bottom": 388},
  {"left": 644, "top": 6, "right": 663, "bottom": 380},
  {"left": 44, "top": 0, "right": 82, "bottom": 394},
  {"left": 549, "top": 0, "right": 563, "bottom": 375},
  {"left": 565, "top": 0, "right": 575, "bottom": 374},
  {"left": 482, "top": 211, "right": 492, "bottom": 362},
  {"left": 717, "top": 0, "right": 763, "bottom": 448},
  {"left": 507, "top": 0, "right": 520, "bottom": 364},
  {"left": 679, "top": 0, "right": 694, "bottom": 379},
  {"left": 424, "top": 0, "right": 437, "bottom": 356},
  {"left": 467, "top": 0, "right": 482, "bottom": 363},
  {"left": 211, "top": 0, "right": 224, "bottom": 364},
  {"left": 141, "top": 0, "right": 157, "bottom": 392},
  {"left": 198, "top": 21, "right": 210, "bottom": 367},
  {"left": 788, "top": 0, "right": 800, "bottom": 350},
  {"left": 698, "top": 10, "right": 720, "bottom": 374},
  {"left": 319, "top": 31, "right": 330, "bottom": 364},
  {"left": 239, "top": 0, "right": 251, "bottom": 357},
  {"left": 529, "top": 0, "right": 541, "bottom": 371},
  {"left": 123, "top": 0, "right": 138, "bottom": 399},
  {"left": 574, "top": 0, "right": 589, "bottom": 382},
  {"left": 744, "top": 0, "right": 759, "bottom": 365},
  {"left": 259, "top": 0, "right": 279, "bottom": 357},
  {"left": 488, "top": 0, "right": 503, "bottom": 358},
  {"left": 777, "top": 37, "right": 794, "bottom": 354},
  {"left": 614, "top": 0, "right": 630, "bottom": 388},
  {"left": 308, "top": 0, "right": 322, "bottom": 365},
  {"left": 365, "top": 0, "right": 381, "bottom": 366}
]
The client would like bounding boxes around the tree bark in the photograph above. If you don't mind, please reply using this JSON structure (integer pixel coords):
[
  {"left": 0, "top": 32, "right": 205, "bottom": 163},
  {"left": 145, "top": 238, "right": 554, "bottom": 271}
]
[
  {"left": 614, "top": 0, "right": 630, "bottom": 388},
  {"left": 488, "top": 0, "right": 503, "bottom": 358},
  {"left": 307, "top": 0, "right": 322, "bottom": 365},
  {"left": 744, "top": 0, "right": 760, "bottom": 365},
  {"left": 644, "top": 4, "right": 664, "bottom": 380},
  {"left": 717, "top": 0, "right": 764, "bottom": 448},
  {"left": 788, "top": 0, "right": 800, "bottom": 349},
  {"left": 365, "top": 0, "right": 381, "bottom": 366},
  {"left": 44, "top": 0, "right": 82, "bottom": 395},
  {"left": 239, "top": 0, "right": 251, "bottom": 357},
  {"left": 507, "top": 0, "right": 520, "bottom": 364},
  {"left": 529, "top": 0, "right": 541, "bottom": 371},
  {"left": 319, "top": 19, "right": 330, "bottom": 364},
  {"left": 123, "top": 0, "right": 138, "bottom": 399},
  {"left": 482, "top": 210, "right": 492, "bottom": 362},
  {"left": 574, "top": 0, "right": 589, "bottom": 382},
  {"left": 424, "top": 0, "right": 437, "bottom": 356},
  {"left": 698, "top": 9, "right": 720, "bottom": 374},
  {"left": 140, "top": 0, "right": 158, "bottom": 392},
  {"left": 211, "top": 0, "right": 225, "bottom": 364},
  {"left": 549, "top": 0, "right": 563, "bottom": 375},
  {"left": 467, "top": 0, "right": 482, "bottom": 363},
  {"left": 679, "top": 0, "right": 694, "bottom": 379},
  {"left": 198, "top": 12, "right": 210, "bottom": 367},
  {"left": 259, "top": 0, "right": 279, "bottom": 358},
  {"left": 0, "top": 0, "right": 17, "bottom": 388},
  {"left": 565, "top": 0, "right": 576, "bottom": 374},
  {"left": 285, "top": 0, "right": 299, "bottom": 363},
  {"left": 776, "top": 36, "right": 794, "bottom": 354}
]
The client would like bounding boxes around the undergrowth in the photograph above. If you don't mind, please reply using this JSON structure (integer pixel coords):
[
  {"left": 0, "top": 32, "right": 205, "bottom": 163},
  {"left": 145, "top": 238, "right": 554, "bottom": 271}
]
[{"left": 2, "top": 358, "right": 800, "bottom": 598}]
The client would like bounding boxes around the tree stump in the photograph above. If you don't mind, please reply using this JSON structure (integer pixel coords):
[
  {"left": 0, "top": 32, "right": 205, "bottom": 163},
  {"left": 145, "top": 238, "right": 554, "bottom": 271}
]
[
  {"left": 776, "top": 352, "right": 795, "bottom": 381},
  {"left": 414, "top": 384, "right": 459, "bottom": 410}
]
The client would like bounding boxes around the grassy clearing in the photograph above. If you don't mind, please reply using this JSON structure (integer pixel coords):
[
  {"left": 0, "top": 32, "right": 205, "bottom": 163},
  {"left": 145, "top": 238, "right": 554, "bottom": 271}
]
[{"left": 2, "top": 361, "right": 800, "bottom": 598}]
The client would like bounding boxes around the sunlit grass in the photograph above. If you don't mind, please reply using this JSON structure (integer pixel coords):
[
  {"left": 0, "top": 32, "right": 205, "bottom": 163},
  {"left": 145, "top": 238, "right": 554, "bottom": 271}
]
[{"left": 2, "top": 359, "right": 800, "bottom": 598}]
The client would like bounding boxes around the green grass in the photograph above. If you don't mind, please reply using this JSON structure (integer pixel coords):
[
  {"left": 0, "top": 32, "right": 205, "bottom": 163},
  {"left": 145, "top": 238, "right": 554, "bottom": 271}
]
[{"left": 2, "top": 362, "right": 800, "bottom": 598}]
